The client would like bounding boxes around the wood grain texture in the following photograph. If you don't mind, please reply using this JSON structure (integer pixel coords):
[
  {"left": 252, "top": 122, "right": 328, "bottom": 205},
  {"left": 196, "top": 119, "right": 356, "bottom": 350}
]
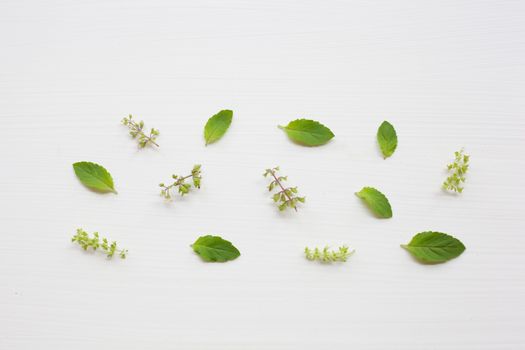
[{"left": 1, "top": 0, "right": 524, "bottom": 349}]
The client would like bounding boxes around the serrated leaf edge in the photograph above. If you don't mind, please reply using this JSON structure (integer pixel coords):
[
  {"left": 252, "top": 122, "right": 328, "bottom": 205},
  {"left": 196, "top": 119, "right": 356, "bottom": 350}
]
[
  {"left": 355, "top": 187, "right": 392, "bottom": 218},
  {"left": 73, "top": 161, "right": 117, "bottom": 194},
  {"left": 278, "top": 118, "right": 335, "bottom": 146},
  {"left": 204, "top": 110, "right": 233, "bottom": 146},
  {"left": 191, "top": 235, "right": 240, "bottom": 262},
  {"left": 377, "top": 120, "right": 397, "bottom": 159},
  {"left": 401, "top": 231, "right": 466, "bottom": 264}
]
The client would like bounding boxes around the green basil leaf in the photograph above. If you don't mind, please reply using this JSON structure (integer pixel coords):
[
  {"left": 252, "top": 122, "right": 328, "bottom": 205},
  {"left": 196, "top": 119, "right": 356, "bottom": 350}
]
[
  {"left": 377, "top": 120, "right": 397, "bottom": 158},
  {"left": 191, "top": 235, "right": 240, "bottom": 262},
  {"left": 204, "top": 110, "right": 233, "bottom": 145},
  {"left": 278, "top": 119, "right": 334, "bottom": 146},
  {"left": 355, "top": 187, "right": 392, "bottom": 218},
  {"left": 401, "top": 231, "right": 466, "bottom": 263},
  {"left": 73, "top": 161, "right": 117, "bottom": 194}
]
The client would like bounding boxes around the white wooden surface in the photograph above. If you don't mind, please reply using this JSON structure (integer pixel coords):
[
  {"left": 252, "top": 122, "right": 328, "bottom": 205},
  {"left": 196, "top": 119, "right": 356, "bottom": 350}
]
[{"left": 1, "top": 1, "right": 525, "bottom": 349}]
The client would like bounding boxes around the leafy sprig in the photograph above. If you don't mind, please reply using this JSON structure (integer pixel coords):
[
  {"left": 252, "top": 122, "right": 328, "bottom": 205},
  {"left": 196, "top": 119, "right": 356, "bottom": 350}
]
[
  {"left": 71, "top": 228, "right": 128, "bottom": 259},
  {"left": 160, "top": 165, "right": 202, "bottom": 199},
  {"left": 304, "top": 246, "right": 354, "bottom": 263},
  {"left": 121, "top": 114, "right": 159, "bottom": 148},
  {"left": 263, "top": 166, "right": 305, "bottom": 211},
  {"left": 443, "top": 149, "right": 470, "bottom": 193}
]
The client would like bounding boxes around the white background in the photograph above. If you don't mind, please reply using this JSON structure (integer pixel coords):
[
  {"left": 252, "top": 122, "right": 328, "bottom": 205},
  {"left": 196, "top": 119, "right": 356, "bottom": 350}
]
[{"left": 1, "top": 0, "right": 524, "bottom": 349}]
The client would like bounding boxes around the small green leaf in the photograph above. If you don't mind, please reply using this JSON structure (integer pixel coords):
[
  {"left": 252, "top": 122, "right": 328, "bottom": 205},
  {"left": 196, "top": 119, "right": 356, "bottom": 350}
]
[
  {"left": 401, "top": 231, "right": 465, "bottom": 263},
  {"left": 73, "top": 162, "right": 117, "bottom": 193},
  {"left": 204, "top": 110, "right": 233, "bottom": 145},
  {"left": 191, "top": 235, "right": 240, "bottom": 262},
  {"left": 377, "top": 120, "right": 397, "bottom": 158},
  {"left": 278, "top": 119, "right": 334, "bottom": 146},
  {"left": 355, "top": 187, "right": 392, "bottom": 218}
]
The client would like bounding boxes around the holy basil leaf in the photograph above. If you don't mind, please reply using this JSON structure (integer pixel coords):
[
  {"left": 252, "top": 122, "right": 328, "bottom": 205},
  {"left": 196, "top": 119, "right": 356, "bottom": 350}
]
[
  {"left": 401, "top": 231, "right": 466, "bottom": 263},
  {"left": 191, "top": 235, "right": 240, "bottom": 262},
  {"left": 355, "top": 187, "right": 392, "bottom": 218},
  {"left": 377, "top": 120, "right": 397, "bottom": 158},
  {"left": 204, "top": 110, "right": 233, "bottom": 145},
  {"left": 73, "top": 161, "right": 117, "bottom": 194},
  {"left": 278, "top": 119, "right": 334, "bottom": 146}
]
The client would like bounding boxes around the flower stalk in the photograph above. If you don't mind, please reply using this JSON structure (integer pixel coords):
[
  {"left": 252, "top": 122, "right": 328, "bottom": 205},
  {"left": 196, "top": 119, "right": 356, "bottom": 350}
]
[
  {"left": 121, "top": 114, "right": 159, "bottom": 148},
  {"left": 160, "top": 164, "right": 202, "bottom": 199},
  {"left": 71, "top": 228, "right": 128, "bottom": 259},
  {"left": 304, "top": 246, "right": 353, "bottom": 263},
  {"left": 443, "top": 148, "right": 469, "bottom": 193},
  {"left": 263, "top": 166, "right": 305, "bottom": 211}
]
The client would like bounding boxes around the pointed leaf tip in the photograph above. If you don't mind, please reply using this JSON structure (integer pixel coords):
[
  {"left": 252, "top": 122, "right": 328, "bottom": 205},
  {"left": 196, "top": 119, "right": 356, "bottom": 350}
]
[
  {"left": 73, "top": 161, "right": 116, "bottom": 194},
  {"left": 191, "top": 235, "right": 240, "bottom": 262},
  {"left": 279, "top": 119, "right": 334, "bottom": 146},
  {"left": 204, "top": 110, "right": 233, "bottom": 145},
  {"left": 402, "top": 231, "right": 465, "bottom": 263},
  {"left": 356, "top": 187, "right": 392, "bottom": 218},
  {"left": 377, "top": 120, "right": 398, "bottom": 158}
]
